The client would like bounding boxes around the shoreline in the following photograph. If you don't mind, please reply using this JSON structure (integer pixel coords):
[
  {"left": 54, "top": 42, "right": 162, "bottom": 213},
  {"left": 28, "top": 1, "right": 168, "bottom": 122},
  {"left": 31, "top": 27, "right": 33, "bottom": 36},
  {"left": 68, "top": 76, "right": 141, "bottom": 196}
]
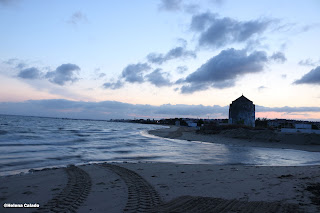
[
  {"left": 1, "top": 162, "right": 320, "bottom": 212},
  {"left": 148, "top": 126, "right": 320, "bottom": 152},
  {"left": 1, "top": 126, "right": 320, "bottom": 212}
]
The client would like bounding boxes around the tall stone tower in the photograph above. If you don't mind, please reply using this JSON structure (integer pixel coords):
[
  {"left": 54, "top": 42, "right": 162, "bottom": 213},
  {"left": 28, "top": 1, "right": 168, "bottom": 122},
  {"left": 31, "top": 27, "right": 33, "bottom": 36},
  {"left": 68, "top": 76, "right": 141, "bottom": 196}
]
[{"left": 228, "top": 95, "right": 255, "bottom": 127}]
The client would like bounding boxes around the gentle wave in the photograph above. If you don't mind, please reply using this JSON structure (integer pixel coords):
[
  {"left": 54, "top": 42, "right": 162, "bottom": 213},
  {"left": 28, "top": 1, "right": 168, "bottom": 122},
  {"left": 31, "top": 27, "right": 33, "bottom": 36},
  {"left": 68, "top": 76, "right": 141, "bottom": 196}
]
[{"left": 1, "top": 114, "right": 320, "bottom": 176}]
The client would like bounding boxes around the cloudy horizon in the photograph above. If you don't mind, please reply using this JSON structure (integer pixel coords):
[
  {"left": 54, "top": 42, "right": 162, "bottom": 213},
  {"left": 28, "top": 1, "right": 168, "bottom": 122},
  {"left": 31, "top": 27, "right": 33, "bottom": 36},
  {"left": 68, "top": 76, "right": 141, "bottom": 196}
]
[{"left": 1, "top": 0, "right": 319, "bottom": 121}]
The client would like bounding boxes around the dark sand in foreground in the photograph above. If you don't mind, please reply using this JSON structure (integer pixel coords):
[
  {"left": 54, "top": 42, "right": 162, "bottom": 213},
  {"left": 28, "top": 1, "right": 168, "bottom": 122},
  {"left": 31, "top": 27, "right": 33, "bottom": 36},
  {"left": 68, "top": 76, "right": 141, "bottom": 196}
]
[{"left": 1, "top": 163, "right": 320, "bottom": 212}]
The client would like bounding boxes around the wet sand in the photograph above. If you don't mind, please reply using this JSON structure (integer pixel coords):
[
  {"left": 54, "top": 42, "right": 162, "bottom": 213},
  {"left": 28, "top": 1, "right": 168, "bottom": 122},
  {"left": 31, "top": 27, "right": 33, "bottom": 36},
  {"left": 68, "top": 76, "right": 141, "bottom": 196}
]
[
  {"left": 148, "top": 126, "right": 320, "bottom": 152},
  {"left": 1, "top": 163, "right": 320, "bottom": 212},
  {"left": 1, "top": 127, "right": 320, "bottom": 212}
]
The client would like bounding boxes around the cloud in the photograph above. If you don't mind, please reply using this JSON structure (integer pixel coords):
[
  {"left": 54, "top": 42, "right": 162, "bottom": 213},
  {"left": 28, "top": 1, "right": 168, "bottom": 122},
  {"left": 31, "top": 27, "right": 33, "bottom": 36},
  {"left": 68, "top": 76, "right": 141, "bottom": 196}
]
[
  {"left": 209, "top": 0, "right": 225, "bottom": 5},
  {"left": 298, "top": 59, "right": 318, "bottom": 67},
  {"left": 68, "top": 11, "right": 87, "bottom": 25},
  {"left": 300, "top": 23, "right": 320, "bottom": 33},
  {"left": 16, "top": 62, "right": 27, "bottom": 69},
  {"left": 46, "top": 63, "right": 80, "bottom": 85},
  {"left": 159, "top": 0, "right": 182, "bottom": 11},
  {"left": 180, "top": 83, "right": 211, "bottom": 94},
  {"left": 102, "top": 63, "right": 152, "bottom": 90},
  {"left": 0, "top": 99, "right": 229, "bottom": 119},
  {"left": 0, "top": 0, "right": 20, "bottom": 7},
  {"left": 103, "top": 80, "right": 124, "bottom": 90},
  {"left": 179, "top": 48, "right": 268, "bottom": 93},
  {"left": 147, "top": 46, "right": 196, "bottom": 65},
  {"left": 3, "top": 60, "right": 82, "bottom": 87},
  {"left": 258, "top": 86, "right": 267, "bottom": 91},
  {"left": 176, "top": 66, "right": 188, "bottom": 73},
  {"left": 18, "top": 67, "right": 42, "bottom": 79},
  {"left": 2, "top": 58, "right": 28, "bottom": 69},
  {"left": 121, "top": 63, "right": 151, "bottom": 83},
  {"left": 256, "top": 105, "right": 320, "bottom": 113},
  {"left": 293, "top": 66, "right": 320, "bottom": 85},
  {"left": 145, "top": 69, "right": 172, "bottom": 87},
  {"left": 3, "top": 58, "right": 19, "bottom": 65},
  {"left": 1, "top": 99, "right": 320, "bottom": 120},
  {"left": 190, "top": 12, "right": 216, "bottom": 31},
  {"left": 269, "top": 52, "right": 287, "bottom": 63},
  {"left": 190, "top": 12, "right": 271, "bottom": 48},
  {"left": 98, "top": 73, "right": 106, "bottom": 78},
  {"left": 183, "top": 4, "right": 200, "bottom": 14}
]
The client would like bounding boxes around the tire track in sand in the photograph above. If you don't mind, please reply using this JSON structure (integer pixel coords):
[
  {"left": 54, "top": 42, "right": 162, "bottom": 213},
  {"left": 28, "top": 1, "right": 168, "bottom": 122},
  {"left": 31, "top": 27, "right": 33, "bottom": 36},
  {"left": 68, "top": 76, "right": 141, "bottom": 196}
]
[
  {"left": 101, "top": 163, "right": 162, "bottom": 213},
  {"left": 153, "top": 196, "right": 302, "bottom": 213},
  {"left": 35, "top": 165, "right": 92, "bottom": 213},
  {"left": 102, "top": 164, "right": 302, "bottom": 213}
]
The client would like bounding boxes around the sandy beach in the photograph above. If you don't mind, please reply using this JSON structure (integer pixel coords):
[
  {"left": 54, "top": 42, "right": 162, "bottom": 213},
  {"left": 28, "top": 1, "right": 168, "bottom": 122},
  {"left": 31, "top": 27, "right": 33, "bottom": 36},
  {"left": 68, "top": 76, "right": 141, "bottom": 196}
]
[
  {"left": 0, "top": 162, "right": 319, "bottom": 212},
  {"left": 1, "top": 127, "right": 320, "bottom": 212},
  {"left": 149, "top": 126, "right": 320, "bottom": 152}
]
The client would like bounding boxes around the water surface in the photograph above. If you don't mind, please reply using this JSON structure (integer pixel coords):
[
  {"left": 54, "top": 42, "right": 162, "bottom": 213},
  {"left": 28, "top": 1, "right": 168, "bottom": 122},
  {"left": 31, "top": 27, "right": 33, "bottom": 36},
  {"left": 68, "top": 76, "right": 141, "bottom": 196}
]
[{"left": 1, "top": 115, "right": 320, "bottom": 176}]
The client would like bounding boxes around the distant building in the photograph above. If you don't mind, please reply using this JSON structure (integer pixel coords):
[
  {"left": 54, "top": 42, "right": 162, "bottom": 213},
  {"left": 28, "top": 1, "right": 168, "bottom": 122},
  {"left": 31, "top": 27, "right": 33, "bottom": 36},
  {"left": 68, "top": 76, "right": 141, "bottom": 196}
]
[
  {"left": 295, "top": 123, "right": 312, "bottom": 129},
  {"left": 267, "top": 119, "right": 295, "bottom": 128},
  {"left": 228, "top": 95, "right": 255, "bottom": 127},
  {"left": 186, "top": 120, "right": 197, "bottom": 127}
]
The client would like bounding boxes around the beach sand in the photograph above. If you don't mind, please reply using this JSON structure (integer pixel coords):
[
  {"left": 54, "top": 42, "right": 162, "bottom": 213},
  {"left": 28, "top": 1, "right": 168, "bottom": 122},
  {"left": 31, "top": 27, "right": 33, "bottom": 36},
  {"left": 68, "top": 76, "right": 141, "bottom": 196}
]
[
  {"left": 1, "top": 163, "right": 320, "bottom": 212},
  {"left": 149, "top": 126, "right": 320, "bottom": 152},
  {"left": 1, "top": 127, "right": 320, "bottom": 212}
]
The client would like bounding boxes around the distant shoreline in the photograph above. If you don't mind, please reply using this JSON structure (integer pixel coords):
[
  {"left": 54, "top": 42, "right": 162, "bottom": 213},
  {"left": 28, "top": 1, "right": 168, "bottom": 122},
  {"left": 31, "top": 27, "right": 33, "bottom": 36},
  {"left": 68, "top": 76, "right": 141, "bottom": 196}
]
[{"left": 148, "top": 126, "right": 320, "bottom": 152}]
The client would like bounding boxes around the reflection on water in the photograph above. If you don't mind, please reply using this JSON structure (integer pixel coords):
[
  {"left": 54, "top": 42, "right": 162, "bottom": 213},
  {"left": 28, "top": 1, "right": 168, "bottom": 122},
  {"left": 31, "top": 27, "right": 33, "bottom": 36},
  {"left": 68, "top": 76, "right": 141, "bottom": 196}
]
[{"left": 0, "top": 114, "right": 320, "bottom": 176}]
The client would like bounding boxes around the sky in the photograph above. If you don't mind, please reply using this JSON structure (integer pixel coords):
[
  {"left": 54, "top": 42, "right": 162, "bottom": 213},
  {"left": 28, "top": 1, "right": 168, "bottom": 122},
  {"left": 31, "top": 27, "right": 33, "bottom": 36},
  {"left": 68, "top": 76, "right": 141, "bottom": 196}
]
[{"left": 0, "top": 0, "right": 320, "bottom": 121}]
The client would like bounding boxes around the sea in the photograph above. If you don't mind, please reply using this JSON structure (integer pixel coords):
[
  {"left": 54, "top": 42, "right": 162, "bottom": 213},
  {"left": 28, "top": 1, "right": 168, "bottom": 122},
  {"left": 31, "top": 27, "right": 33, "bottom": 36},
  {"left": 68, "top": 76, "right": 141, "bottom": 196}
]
[{"left": 1, "top": 114, "right": 320, "bottom": 176}]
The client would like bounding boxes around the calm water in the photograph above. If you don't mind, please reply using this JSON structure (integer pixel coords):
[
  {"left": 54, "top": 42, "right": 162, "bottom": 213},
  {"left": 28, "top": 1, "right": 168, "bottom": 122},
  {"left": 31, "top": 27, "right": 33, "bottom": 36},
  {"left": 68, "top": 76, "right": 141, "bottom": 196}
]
[{"left": 0, "top": 114, "right": 320, "bottom": 176}]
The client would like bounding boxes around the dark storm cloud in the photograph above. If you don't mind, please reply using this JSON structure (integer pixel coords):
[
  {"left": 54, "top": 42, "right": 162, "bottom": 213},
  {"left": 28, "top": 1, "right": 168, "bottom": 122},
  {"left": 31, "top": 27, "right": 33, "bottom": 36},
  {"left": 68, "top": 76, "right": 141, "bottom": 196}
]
[
  {"left": 269, "top": 52, "right": 287, "bottom": 63},
  {"left": 179, "top": 48, "right": 268, "bottom": 93},
  {"left": 46, "top": 63, "right": 80, "bottom": 85},
  {"left": 18, "top": 67, "right": 42, "bottom": 79},
  {"left": 293, "top": 66, "right": 320, "bottom": 85},
  {"left": 121, "top": 63, "right": 151, "bottom": 83},
  {"left": 103, "top": 80, "right": 124, "bottom": 90},
  {"left": 190, "top": 12, "right": 271, "bottom": 48},
  {"left": 145, "top": 69, "right": 172, "bottom": 87},
  {"left": 147, "top": 46, "right": 196, "bottom": 65},
  {"left": 159, "top": 0, "right": 182, "bottom": 11}
]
